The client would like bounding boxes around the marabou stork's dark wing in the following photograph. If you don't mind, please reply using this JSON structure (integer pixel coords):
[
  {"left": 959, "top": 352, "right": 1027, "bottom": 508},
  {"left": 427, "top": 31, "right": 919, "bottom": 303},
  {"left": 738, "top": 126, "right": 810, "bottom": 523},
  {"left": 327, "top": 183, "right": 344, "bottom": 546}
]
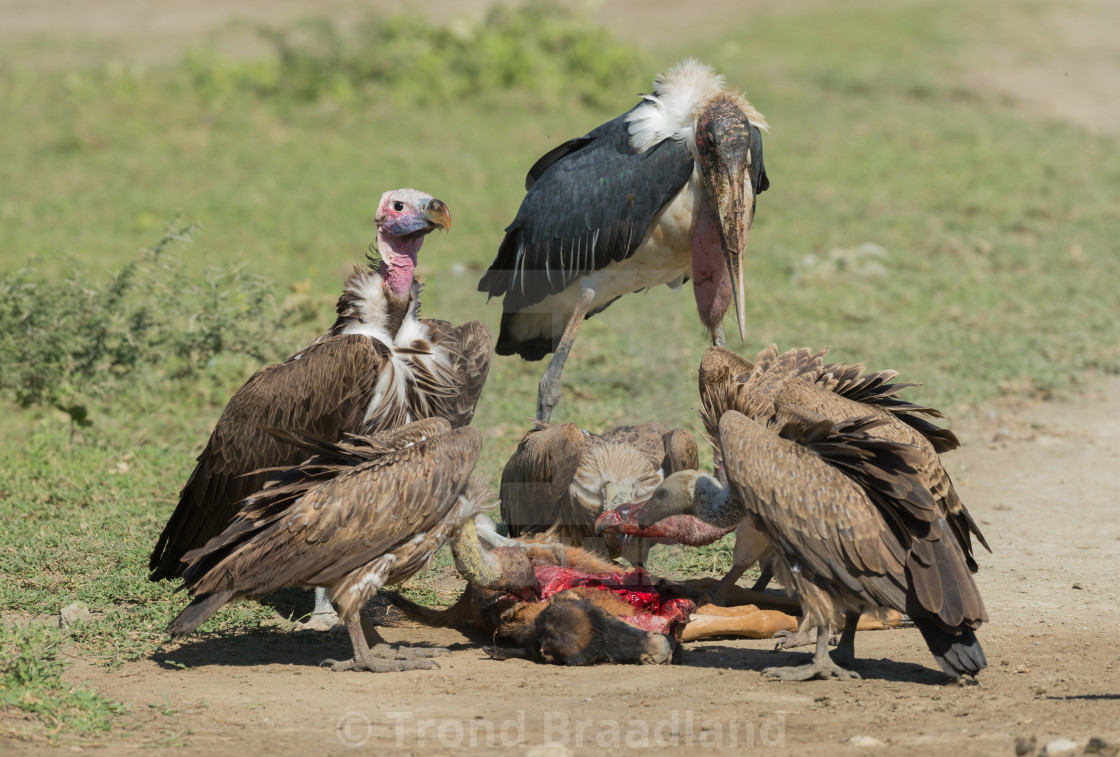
[
  {"left": 174, "top": 421, "right": 482, "bottom": 626},
  {"left": 477, "top": 108, "right": 694, "bottom": 313},
  {"left": 149, "top": 334, "right": 390, "bottom": 581},
  {"left": 499, "top": 422, "right": 589, "bottom": 538}
]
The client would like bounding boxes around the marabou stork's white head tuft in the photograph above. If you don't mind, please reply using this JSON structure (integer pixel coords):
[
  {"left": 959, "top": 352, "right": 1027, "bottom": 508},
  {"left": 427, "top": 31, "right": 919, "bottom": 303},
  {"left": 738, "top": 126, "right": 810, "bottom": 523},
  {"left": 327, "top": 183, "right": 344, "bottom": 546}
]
[{"left": 627, "top": 59, "right": 769, "bottom": 342}]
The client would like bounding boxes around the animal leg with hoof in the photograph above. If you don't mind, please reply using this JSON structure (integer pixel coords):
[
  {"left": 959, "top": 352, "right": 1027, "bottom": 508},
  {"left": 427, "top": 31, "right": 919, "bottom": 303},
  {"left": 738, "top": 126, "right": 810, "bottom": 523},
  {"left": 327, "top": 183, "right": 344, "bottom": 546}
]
[
  {"left": 763, "top": 625, "right": 860, "bottom": 681},
  {"left": 292, "top": 587, "right": 341, "bottom": 632},
  {"left": 536, "top": 287, "right": 595, "bottom": 422}
]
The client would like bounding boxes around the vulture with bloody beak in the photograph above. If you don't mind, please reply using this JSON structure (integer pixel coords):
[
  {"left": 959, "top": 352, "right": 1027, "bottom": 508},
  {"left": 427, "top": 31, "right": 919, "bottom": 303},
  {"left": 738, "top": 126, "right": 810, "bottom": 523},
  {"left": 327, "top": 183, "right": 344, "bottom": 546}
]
[
  {"left": 499, "top": 421, "right": 698, "bottom": 567},
  {"left": 150, "top": 189, "right": 491, "bottom": 628},
  {"left": 638, "top": 412, "right": 988, "bottom": 681},
  {"left": 478, "top": 59, "right": 769, "bottom": 421}
]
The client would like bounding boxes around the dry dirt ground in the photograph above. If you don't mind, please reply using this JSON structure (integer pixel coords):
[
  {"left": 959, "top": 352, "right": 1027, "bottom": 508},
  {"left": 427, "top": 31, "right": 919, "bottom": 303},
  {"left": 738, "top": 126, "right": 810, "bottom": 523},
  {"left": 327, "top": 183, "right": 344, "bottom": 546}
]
[
  {"left": 16, "top": 379, "right": 1118, "bottom": 757},
  {"left": 2, "top": 1, "right": 1119, "bottom": 755}
]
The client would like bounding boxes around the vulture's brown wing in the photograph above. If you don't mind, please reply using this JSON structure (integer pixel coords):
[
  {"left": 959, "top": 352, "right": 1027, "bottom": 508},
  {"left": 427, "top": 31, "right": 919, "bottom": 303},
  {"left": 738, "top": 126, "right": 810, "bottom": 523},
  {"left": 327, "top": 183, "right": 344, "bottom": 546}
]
[
  {"left": 698, "top": 345, "right": 825, "bottom": 447},
  {"left": 718, "top": 411, "right": 912, "bottom": 611},
  {"left": 149, "top": 334, "right": 390, "bottom": 581},
  {"left": 424, "top": 320, "right": 493, "bottom": 428},
  {"left": 499, "top": 422, "right": 587, "bottom": 537},
  {"left": 775, "top": 379, "right": 990, "bottom": 564},
  {"left": 698, "top": 346, "right": 756, "bottom": 447},
  {"left": 599, "top": 422, "right": 670, "bottom": 469},
  {"left": 818, "top": 361, "right": 959, "bottom": 453},
  {"left": 661, "top": 427, "right": 699, "bottom": 474},
  {"left": 183, "top": 423, "right": 482, "bottom": 621}
]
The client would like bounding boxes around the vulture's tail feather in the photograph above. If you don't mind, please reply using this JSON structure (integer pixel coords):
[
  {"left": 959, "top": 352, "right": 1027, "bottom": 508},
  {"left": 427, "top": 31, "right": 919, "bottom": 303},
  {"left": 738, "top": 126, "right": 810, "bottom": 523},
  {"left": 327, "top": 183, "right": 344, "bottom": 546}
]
[
  {"left": 167, "top": 590, "right": 235, "bottom": 638},
  {"left": 915, "top": 618, "right": 987, "bottom": 680}
]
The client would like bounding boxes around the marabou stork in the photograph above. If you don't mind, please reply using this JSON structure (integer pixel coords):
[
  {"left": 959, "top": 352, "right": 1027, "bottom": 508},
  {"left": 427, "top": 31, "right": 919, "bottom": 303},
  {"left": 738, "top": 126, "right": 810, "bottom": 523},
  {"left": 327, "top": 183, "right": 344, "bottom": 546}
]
[
  {"left": 150, "top": 189, "right": 491, "bottom": 629},
  {"left": 639, "top": 411, "right": 989, "bottom": 682},
  {"left": 498, "top": 421, "right": 698, "bottom": 566},
  {"left": 168, "top": 418, "right": 487, "bottom": 672},
  {"left": 478, "top": 59, "right": 769, "bottom": 421}
]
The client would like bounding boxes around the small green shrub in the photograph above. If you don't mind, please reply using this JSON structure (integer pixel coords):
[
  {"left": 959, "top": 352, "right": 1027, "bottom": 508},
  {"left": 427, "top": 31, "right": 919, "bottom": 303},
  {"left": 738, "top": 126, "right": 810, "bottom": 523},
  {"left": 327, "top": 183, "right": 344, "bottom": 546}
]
[
  {"left": 183, "top": 1, "right": 643, "bottom": 107},
  {"left": 0, "top": 222, "right": 293, "bottom": 423}
]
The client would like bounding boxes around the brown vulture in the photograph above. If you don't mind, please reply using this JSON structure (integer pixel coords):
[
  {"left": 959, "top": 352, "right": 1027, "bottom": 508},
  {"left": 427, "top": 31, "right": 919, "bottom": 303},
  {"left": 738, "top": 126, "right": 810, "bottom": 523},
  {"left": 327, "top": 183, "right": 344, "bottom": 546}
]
[
  {"left": 149, "top": 188, "right": 491, "bottom": 629},
  {"left": 167, "top": 418, "right": 487, "bottom": 673},
  {"left": 478, "top": 59, "right": 769, "bottom": 421},
  {"left": 639, "top": 410, "right": 989, "bottom": 681},
  {"left": 498, "top": 421, "right": 698, "bottom": 566}
]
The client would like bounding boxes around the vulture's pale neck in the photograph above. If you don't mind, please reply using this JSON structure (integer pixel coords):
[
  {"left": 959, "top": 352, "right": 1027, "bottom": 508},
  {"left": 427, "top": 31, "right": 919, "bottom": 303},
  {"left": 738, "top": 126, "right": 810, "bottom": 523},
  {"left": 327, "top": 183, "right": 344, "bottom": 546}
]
[{"left": 691, "top": 474, "right": 743, "bottom": 530}]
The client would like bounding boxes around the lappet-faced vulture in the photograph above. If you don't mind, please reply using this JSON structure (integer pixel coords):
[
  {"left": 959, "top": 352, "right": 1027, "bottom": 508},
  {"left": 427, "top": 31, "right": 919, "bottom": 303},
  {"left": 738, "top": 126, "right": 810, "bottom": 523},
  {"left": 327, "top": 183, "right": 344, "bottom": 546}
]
[
  {"left": 167, "top": 418, "right": 487, "bottom": 673},
  {"left": 639, "top": 409, "right": 989, "bottom": 682},
  {"left": 149, "top": 189, "right": 491, "bottom": 628},
  {"left": 478, "top": 59, "right": 769, "bottom": 421},
  {"left": 499, "top": 421, "right": 698, "bottom": 567}
]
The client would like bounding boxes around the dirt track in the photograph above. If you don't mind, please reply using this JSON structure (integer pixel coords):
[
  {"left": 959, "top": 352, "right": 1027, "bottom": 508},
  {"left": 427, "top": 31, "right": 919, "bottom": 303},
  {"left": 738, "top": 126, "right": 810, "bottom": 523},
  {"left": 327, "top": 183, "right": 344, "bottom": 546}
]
[{"left": 2, "top": 1, "right": 1119, "bottom": 754}]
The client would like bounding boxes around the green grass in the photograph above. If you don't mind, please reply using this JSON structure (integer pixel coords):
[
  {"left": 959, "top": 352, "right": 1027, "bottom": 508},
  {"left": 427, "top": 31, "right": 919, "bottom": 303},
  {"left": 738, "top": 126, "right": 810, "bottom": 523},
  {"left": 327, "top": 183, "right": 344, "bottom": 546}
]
[{"left": 1, "top": 0, "right": 1118, "bottom": 744}]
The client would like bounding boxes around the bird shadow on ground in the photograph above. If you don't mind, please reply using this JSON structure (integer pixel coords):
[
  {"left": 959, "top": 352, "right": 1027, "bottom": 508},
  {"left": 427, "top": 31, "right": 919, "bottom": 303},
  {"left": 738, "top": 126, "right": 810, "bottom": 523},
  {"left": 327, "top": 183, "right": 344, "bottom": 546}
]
[
  {"left": 682, "top": 642, "right": 954, "bottom": 685},
  {"left": 151, "top": 625, "right": 461, "bottom": 671}
]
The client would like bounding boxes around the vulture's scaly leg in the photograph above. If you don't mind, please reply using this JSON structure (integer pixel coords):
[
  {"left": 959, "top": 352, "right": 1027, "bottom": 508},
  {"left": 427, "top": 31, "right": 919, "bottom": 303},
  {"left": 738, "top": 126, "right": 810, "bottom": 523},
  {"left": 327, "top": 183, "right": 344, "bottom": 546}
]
[
  {"left": 762, "top": 625, "right": 861, "bottom": 682},
  {"left": 324, "top": 617, "right": 445, "bottom": 673},
  {"left": 536, "top": 287, "right": 595, "bottom": 422},
  {"left": 831, "top": 611, "right": 860, "bottom": 666}
]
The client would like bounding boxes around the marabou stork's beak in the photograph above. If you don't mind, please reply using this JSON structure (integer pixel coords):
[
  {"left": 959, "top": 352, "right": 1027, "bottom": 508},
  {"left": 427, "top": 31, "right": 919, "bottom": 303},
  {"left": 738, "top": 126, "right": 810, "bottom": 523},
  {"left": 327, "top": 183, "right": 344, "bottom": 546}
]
[
  {"left": 423, "top": 198, "right": 452, "bottom": 232},
  {"left": 696, "top": 97, "right": 764, "bottom": 342}
]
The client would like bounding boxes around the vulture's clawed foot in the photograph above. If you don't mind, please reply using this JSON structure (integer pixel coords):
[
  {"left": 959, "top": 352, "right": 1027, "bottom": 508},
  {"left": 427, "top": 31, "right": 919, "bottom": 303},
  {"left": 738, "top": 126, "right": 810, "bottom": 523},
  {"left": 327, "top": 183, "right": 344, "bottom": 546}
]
[
  {"left": 322, "top": 644, "right": 448, "bottom": 673},
  {"left": 762, "top": 658, "right": 860, "bottom": 682}
]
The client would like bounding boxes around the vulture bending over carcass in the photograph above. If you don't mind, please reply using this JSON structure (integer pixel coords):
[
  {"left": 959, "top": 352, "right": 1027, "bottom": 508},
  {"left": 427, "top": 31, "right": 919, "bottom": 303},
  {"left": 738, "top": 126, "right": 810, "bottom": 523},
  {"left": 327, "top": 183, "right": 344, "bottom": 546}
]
[
  {"left": 499, "top": 421, "right": 697, "bottom": 566},
  {"left": 478, "top": 59, "right": 769, "bottom": 421},
  {"left": 639, "top": 411, "right": 988, "bottom": 681},
  {"left": 672, "top": 344, "right": 990, "bottom": 612},
  {"left": 168, "top": 418, "right": 486, "bottom": 673},
  {"left": 150, "top": 188, "right": 490, "bottom": 629}
]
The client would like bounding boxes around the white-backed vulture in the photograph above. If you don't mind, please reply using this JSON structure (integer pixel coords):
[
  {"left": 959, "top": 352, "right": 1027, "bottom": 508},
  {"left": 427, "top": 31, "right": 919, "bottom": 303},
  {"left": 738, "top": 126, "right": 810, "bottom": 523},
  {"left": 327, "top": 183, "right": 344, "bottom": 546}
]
[
  {"left": 689, "top": 344, "right": 989, "bottom": 608},
  {"left": 499, "top": 421, "right": 698, "bottom": 566},
  {"left": 167, "top": 418, "right": 487, "bottom": 673},
  {"left": 639, "top": 411, "right": 988, "bottom": 681}
]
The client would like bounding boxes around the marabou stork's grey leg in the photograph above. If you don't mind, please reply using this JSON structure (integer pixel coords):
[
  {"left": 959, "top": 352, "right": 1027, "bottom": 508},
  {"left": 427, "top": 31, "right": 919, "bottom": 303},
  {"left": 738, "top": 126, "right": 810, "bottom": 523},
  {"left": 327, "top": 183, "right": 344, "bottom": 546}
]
[
  {"left": 750, "top": 561, "right": 775, "bottom": 592},
  {"left": 712, "top": 322, "right": 727, "bottom": 348},
  {"left": 762, "top": 625, "right": 860, "bottom": 682},
  {"left": 292, "top": 587, "right": 341, "bottom": 632},
  {"left": 536, "top": 287, "right": 595, "bottom": 422}
]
